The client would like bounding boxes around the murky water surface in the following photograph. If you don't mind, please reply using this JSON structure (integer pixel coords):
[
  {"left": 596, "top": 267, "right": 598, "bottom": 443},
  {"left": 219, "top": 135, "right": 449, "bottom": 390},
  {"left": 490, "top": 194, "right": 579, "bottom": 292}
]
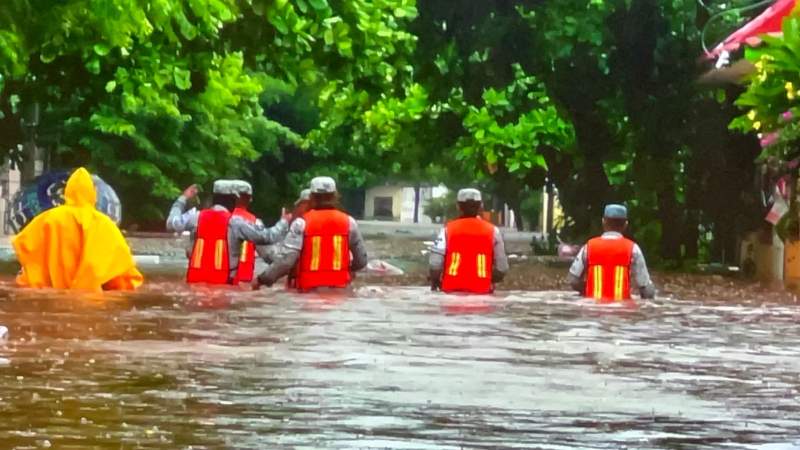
[{"left": 0, "top": 281, "right": 799, "bottom": 449}]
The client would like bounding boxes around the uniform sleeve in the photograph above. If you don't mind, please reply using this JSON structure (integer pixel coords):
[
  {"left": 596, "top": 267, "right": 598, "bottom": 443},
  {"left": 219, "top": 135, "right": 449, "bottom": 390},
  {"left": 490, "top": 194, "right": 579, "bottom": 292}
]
[
  {"left": 631, "top": 244, "right": 656, "bottom": 297},
  {"left": 232, "top": 216, "right": 289, "bottom": 245},
  {"left": 256, "top": 219, "right": 305, "bottom": 286},
  {"left": 166, "top": 196, "right": 198, "bottom": 232},
  {"left": 281, "top": 218, "right": 306, "bottom": 251},
  {"left": 428, "top": 228, "right": 446, "bottom": 270},
  {"left": 492, "top": 227, "right": 509, "bottom": 278},
  {"left": 349, "top": 217, "right": 368, "bottom": 271},
  {"left": 568, "top": 245, "right": 587, "bottom": 278},
  {"left": 566, "top": 245, "right": 587, "bottom": 293}
]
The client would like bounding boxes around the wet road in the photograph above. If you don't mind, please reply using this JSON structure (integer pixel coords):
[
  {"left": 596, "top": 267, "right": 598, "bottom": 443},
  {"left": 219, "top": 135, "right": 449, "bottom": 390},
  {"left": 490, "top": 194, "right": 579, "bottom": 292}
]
[{"left": 0, "top": 282, "right": 799, "bottom": 449}]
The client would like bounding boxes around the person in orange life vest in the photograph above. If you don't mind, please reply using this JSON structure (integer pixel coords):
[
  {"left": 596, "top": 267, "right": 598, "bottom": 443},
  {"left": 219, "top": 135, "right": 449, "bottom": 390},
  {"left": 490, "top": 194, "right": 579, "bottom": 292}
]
[
  {"left": 229, "top": 180, "right": 261, "bottom": 283},
  {"left": 567, "top": 204, "right": 656, "bottom": 301},
  {"left": 253, "top": 177, "right": 368, "bottom": 290},
  {"left": 273, "top": 188, "right": 312, "bottom": 289},
  {"left": 429, "top": 188, "right": 509, "bottom": 293},
  {"left": 166, "top": 180, "right": 290, "bottom": 284}
]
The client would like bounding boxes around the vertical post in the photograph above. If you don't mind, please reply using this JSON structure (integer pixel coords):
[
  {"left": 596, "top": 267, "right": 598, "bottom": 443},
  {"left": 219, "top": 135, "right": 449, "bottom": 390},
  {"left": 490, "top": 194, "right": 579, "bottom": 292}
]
[
  {"left": 546, "top": 181, "right": 555, "bottom": 238},
  {"left": 413, "top": 183, "right": 421, "bottom": 224}
]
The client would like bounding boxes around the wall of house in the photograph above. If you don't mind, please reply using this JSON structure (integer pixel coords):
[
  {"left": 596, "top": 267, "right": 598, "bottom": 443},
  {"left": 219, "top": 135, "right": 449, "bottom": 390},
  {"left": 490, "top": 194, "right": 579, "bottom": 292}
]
[
  {"left": 364, "top": 184, "right": 450, "bottom": 222},
  {"left": 364, "top": 185, "right": 404, "bottom": 220}
]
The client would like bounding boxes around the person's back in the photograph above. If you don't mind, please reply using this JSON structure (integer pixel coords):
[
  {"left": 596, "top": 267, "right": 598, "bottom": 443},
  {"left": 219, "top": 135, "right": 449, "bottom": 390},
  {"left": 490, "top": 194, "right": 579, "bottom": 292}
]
[
  {"left": 296, "top": 208, "right": 352, "bottom": 291},
  {"left": 441, "top": 216, "right": 496, "bottom": 294},
  {"left": 429, "top": 188, "right": 508, "bottom": 294},
  {"left": 584, "top": 235, "right": 636, "bottom": 302},
  {"left": 12, "top": 167, "right": 143, "bottom": 290},
  {"left": 254, "top": 178, "right": 368, "bottom": 290},
  {"left": 567, "top": 204, "right": 655, "bottom": 301},
  {"left": 186, "top": 207, "right": 233, "bottom": 284}
]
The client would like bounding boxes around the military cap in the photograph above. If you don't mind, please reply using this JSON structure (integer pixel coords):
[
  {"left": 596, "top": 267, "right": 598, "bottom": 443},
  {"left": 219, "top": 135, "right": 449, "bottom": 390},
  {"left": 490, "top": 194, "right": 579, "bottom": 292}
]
[
  {"left": 213, "top": 179, "right": 241, "bottom": 196},
  {"left": 295, "top": 188, "right": 311, "bottom": 205},
  {"left": 603, "top": 204, "right": 628, "bottom": 219},
  {"left": 230, "top": 180, "right": 253, "bottom": 196},
  {"left": 457, "top": 188, "right": 482, "bottom": 202},
  {"left": 310, "top": 176, "right": 337, "bottom": 194}
]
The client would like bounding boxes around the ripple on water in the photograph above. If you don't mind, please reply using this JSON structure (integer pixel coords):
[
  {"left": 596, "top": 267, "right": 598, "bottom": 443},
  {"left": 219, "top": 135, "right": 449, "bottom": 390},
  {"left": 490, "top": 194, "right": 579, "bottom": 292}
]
[{"left": 0, "top": 284, "right": 799, "bottom": 448}]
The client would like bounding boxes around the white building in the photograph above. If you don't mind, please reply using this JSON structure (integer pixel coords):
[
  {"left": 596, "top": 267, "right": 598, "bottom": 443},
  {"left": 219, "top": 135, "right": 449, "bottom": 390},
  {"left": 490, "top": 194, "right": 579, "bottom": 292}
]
[{"left": 364, "top": 184, "right": 448, "bottom": 224}]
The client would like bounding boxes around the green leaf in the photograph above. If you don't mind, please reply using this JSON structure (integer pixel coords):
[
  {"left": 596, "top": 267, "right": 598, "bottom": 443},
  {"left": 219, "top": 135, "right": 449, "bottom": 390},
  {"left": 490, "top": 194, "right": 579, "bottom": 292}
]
[
  {"left": 269, "top": 9, "right": 289, "bottom": 34},
  {"left": 308, "top": 0, "right": 328, "bottom": 11},
  {"left": 85, "top": 58, "right": 101, "bottom": 75},
  {"left": 105, "top": 80, "right": 117, "bottom": 93},
  {"left": 173, "top": 67, "right": 192, "bottom": 90},
  {"left": 93, "top": 43, "right": 111, "bottom": 56}
]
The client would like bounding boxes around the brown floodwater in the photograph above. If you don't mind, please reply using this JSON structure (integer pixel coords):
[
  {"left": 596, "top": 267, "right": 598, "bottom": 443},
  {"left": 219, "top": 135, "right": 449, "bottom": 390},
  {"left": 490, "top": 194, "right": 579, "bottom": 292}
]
[{"left": 0, "top": 274, "right": 799, "bottom": 449}]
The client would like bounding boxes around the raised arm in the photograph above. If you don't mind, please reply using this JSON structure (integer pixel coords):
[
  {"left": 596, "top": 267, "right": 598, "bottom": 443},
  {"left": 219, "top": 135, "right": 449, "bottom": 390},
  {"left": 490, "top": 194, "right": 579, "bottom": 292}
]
[{"left": 166, "top": 185, "right": 199, "bottom": 232}]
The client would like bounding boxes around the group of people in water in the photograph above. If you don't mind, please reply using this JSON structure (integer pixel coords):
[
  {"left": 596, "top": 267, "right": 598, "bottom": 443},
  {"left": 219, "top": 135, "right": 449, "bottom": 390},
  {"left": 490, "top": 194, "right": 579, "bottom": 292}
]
[{"left": 11, "top": 167, "right": 656, "bottom": 302}]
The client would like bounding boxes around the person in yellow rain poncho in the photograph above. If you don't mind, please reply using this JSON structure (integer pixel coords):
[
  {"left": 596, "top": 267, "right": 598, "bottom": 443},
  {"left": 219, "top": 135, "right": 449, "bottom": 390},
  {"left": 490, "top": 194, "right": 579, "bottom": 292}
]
[{"left": 12, "top": 167, "right": 143, "bottom": 290}]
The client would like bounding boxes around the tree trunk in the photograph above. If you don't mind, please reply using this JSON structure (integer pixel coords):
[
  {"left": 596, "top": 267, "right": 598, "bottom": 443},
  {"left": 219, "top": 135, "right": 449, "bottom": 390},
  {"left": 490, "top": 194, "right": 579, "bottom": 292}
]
[{"left": 657, "top": 176, "right": 683, "bottom": 262}]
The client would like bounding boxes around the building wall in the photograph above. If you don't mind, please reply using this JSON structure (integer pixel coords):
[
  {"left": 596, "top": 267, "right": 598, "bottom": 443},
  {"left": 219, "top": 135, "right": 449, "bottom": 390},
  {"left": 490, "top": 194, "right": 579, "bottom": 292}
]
[
  {"left": 365, "top": 184, "right": 449, "bottom": 223},
  {"left": 364, "top": 185, "right": 404, "bottom": 220}
]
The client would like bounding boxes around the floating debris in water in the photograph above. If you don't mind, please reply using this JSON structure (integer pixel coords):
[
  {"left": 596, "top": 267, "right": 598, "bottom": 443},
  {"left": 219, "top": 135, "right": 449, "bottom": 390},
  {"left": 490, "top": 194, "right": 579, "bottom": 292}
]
[{"left": 365, "top": 259, "right": 404, "bottom": 275}]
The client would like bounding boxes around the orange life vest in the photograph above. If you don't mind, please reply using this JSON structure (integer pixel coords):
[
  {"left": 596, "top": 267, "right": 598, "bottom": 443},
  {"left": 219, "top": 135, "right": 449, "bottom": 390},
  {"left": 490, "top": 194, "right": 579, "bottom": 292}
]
[
  {"left": 585, "top": 236, "right": 635, "bottom": 302},
  {"left": 441, "top": 217, "right": 495, "bottom": 294},
  {"left": 232, "top": 207, "right": 256, "bottom": 283},
  {"left": 296, "top": 209, "right": 351, "bottom": 291},
  {"left": 186, "top": 209, "right": 232, "bottom": 284}
]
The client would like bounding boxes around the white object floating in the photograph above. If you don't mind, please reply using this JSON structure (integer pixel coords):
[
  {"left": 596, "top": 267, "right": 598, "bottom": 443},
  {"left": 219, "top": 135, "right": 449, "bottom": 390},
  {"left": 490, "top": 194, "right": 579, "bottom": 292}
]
[
  {"left": 422, "top": 241, "right": 434, "bottom": 246},
  {"left": 133, "top": 255, "right": 160, "bottom": 265},
  {"left": 0, "top": 358, "right": 9, "bottom": 366},
  {"left": 365, "top": 259, "right": 404, "bottom": 276},
  {"left": 0, "top": 326, "right": 7, "bottom": 340}
]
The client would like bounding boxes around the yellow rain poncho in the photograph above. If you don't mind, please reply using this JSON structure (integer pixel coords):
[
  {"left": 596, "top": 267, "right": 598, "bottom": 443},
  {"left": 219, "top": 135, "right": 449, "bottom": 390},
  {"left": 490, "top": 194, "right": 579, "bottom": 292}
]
[{"left": 12, "top": 168, "right": 143, "bottom": 290}]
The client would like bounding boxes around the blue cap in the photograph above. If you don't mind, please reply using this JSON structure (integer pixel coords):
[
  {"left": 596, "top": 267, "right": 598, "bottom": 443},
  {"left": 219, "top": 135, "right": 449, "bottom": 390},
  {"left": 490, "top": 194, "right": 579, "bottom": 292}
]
[{"left": 603, "top": 204, "right": 628, "bottom": 219}]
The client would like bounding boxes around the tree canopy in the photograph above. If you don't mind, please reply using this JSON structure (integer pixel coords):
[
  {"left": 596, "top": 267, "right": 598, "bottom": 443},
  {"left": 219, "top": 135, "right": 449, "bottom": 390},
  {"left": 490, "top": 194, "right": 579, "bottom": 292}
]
[{"left": 0, "top": 0, "right": 779, "bottom": 264}]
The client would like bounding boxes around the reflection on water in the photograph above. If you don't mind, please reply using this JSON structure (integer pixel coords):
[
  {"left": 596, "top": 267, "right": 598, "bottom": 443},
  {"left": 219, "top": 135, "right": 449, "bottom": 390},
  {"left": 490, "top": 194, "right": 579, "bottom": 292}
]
[{"left": 0, "top": 281, "right": 799, "bottom": 449}]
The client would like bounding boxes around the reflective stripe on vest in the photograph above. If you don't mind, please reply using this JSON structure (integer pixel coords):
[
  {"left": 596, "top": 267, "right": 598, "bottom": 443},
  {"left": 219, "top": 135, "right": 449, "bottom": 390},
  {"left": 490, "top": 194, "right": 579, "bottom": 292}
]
[
  {"left": 585, "top": 236, "right": 635, "bottom": 302},
  {"left": 296, "top": 209, "right": 351, "bottom": 291},
  {"left": 186, "top": 208, "right": 232, "bottom": 285},
  {"left": 441, "top": 217, "right": 495, "bottom": 294},
  {"left": 232, "top": 207, "right": 257, "bottom": 283}
]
